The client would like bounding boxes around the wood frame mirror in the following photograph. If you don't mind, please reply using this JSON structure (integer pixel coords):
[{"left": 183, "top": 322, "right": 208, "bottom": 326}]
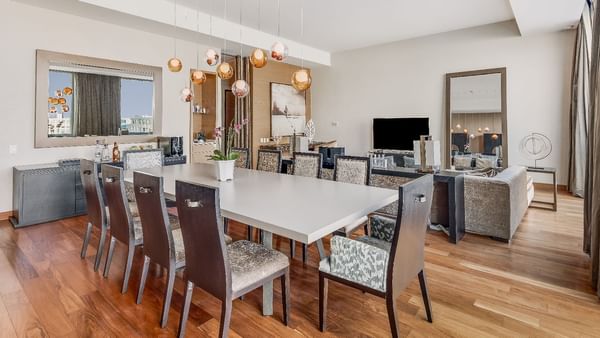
[{"left": 445, "top": 67, "right": 507, "bottom": 169}]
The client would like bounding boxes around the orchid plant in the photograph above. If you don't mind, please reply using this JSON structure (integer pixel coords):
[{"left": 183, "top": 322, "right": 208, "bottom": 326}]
[{"left": 209, "top": 118, "right": 249, "bottom": 161}]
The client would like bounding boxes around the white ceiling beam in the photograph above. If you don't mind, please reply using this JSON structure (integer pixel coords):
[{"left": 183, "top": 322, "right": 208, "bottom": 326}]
[{"left": 78, "top": 0, "right": 331, "bottom": 66}]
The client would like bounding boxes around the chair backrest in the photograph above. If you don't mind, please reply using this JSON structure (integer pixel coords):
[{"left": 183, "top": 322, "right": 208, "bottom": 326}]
[
  {"left": 133, "top": 172, "right": 176, "bottom": 268},
  {"left": 232, "top": 147, "right": 250, "bottom": 169},
  {"left": 257, "top": 149, "right": 282, "bottom": 173},
  {"left": 387, "top": 174, "right": 433, "bottom": 293},
  {"left": 176, "top": 181, "right": 230, "bottom": 300},
  {"left": 123, "top": 149, "right": 163, "bottom": 170},
  {"left": 80, "top": 159, "right": 106, "bottom": 229},
  {"left": 334, "top": 155, "right": 371, "bottom": 185},
  {"left": 101, "top": 164, "right": 134, "bottom": 243},
  {"left": 292, "top": 152, "right": 322, "bottom": 178}
]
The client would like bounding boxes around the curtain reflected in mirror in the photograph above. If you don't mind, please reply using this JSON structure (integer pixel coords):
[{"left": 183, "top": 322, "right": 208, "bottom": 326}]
[
  {"left": 446, "top": 69, "right": 507, "bottom": 170},
  {"left": 47, "top": 63, "right": 154, "bottom": 138}
]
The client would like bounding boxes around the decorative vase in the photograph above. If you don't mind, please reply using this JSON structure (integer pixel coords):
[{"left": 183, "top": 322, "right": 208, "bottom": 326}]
[{"left": 215, "top": 160, "right": 235, "bottom": 181}]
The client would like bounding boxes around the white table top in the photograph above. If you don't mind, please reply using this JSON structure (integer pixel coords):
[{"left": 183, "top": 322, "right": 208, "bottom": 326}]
[{"left": 124, "top": 163, "right": 398, "bottom": 244}]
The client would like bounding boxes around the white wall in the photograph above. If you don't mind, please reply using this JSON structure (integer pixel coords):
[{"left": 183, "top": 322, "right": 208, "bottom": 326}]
[
  {"left": 311, "top": 21, "right": 575, "bottom": 184},
  {"left": 0, "top": 0, "right": 219, "bottom": 212}
]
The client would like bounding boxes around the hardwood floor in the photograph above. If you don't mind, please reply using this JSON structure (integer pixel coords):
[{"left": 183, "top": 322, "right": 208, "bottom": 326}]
[{"left": 0, "top": 190, "right": 597, "bottom": 337}]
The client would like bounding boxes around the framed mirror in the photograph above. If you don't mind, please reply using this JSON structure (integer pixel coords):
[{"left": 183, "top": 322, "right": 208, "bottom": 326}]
[
  {"left": 35, "top": 50, "right": 163, "bottom": 147},
  {"left": 445, "top": 68, "right": 507, "bottom": 170}
]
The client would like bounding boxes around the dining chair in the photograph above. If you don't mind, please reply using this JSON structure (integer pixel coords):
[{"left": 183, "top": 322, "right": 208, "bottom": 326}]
[
  {"left": 246, "top": 149, "right": 283, "bottom": 242},
  {"left": 232, "top": 147, "right": 250, "bottom": 169},
  {"left": 175, "top": 180, "right": 290, "bottom": 338},
  {"left": 319, "top": 174, "right": 434, "bottom": 337},
  {"left": 290, "top": 152, "right": 323, "bottom": 262},
  {"left": 122, "top": 149, "right": 164, "bottom": 170},
  {"left": 334, "top": 155, "right": 371, "bottom": 236},
  {"left": 79, "top": 159, "right": 108, "bottom": 272},
  {"left": 133, "top": 171, "right": 186, "bottom": 328},
  {"left": 101, "top": 164, "right": 143, "bottom": 294}
]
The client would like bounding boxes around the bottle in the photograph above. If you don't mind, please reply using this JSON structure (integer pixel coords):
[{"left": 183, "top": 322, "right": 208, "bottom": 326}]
[
  {"left": 94, "top": 140, "right": 102, "bottom": 163},
  {"left": 102, "top": 143, "right": 111, "bottom": 162},
  {"left": 112, "top": 142, "right": 121, "bottom": 162}
]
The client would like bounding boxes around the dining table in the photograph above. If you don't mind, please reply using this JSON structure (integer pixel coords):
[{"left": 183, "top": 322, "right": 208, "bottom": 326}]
[{"left": 124, "top": 163, "right": 398, "bottom": 316}]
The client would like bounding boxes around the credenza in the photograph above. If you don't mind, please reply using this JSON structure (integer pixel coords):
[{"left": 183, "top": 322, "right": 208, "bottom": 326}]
[{"left": 11, "top": 162, "right": 86, "bottom": 228}]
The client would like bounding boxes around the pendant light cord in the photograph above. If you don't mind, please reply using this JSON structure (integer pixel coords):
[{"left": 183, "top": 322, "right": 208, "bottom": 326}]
[
  {"left": 300, "top": 0, "right": 304, "bottom": 68},
  {"left": 173, "top": 0, "right": 178, "bottom": 57},
  {"left": 223, "top": 0, "right": 228, "bottom": 53},
  {"left": 196, "top": 0, "right": 201, "bottom": 68},
  {"left": 277, "top": 0, "right": 281, "bottom": 37},
  {"left": 239, "top": 0, "right": 243, "bottom": 56}
]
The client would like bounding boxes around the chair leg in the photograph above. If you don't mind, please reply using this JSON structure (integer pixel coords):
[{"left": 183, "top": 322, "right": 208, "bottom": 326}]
[
  {"left": 219, "top": 298, "right": 233, "bottom": 338},
  {"left": 289, "top": 240, "right": 296, "bottom": 258},
  {"left": 386, "top": 291, "right": 401, "bottom": 338},
  {"left": 160, "top": 267, "right": 176, "bottom": 328},
  {"left": 136, "top": 255, "right": 151, "bottom": 304},
  {"left": 81, "top": 222, "right": 92, "bottom": 259},
  {"left": 103, "top": 236, "right": 117, "bottom": 278},
  {"left": 121, "top": 243, "right": 136, "bottom": 294},
  {"left": 418, "top": 270, "right": 433, "bottom": 323},
  {"left": 319, "top": 272, "right": 328, "bottom": 332},
  {"left": 94, "top": 226, "right": 107, "bottom": 272},
  {"left": 247, "top": 225, "right": 253, "bottom": 241},
  {"left": 281, "top": 269, "right": 290, "bottom": 326},
  {"left": 302, "top": 244, "right": 308, "bottom": 264},
  {"left": 177, "top": 280, "right": 195, "bottom": 338}
]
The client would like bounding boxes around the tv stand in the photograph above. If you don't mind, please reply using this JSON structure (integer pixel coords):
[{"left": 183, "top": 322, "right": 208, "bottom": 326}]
[{"left": 369, "top": 149, "right": 414, "bottom": 167}]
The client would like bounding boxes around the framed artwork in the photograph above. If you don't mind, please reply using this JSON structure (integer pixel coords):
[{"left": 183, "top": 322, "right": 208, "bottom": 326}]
[{"left": 270, "top": 82, "right": 306, "bottom": 137}]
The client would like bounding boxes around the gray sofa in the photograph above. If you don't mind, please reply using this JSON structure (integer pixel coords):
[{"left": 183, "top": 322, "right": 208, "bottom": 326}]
[{"left": 463, "top": 166, "right": 529, "bottom": 242}]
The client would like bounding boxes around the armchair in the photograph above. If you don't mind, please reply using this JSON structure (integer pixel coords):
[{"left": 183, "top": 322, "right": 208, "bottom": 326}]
[{"left": 319, "top": 175, "right": 434, "bottom": 337}]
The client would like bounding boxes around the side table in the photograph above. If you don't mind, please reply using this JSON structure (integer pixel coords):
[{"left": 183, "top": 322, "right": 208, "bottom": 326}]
[{"left": 526, "top": 167, "right": 557, "bottom": 211}]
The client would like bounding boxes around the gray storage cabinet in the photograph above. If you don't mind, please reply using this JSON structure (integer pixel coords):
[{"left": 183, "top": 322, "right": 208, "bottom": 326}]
[{"left": 11, "top": 163, "right": 86, "bottom": 228}]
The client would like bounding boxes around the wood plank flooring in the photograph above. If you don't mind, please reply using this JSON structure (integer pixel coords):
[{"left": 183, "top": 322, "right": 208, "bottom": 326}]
[{"left": 0, "top": 190, "right": 598, "bottom": 337}]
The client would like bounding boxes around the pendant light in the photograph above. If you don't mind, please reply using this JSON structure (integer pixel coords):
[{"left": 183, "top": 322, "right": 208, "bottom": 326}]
[
  {"left": 167, "top": 0, "right": 183, "bottom": 72},
  {"left": 217, "top": 0, "right": 234, "bottom": 80},
  {"left": 291, "top": 0, "right": 312, "bottom": 91},
  {"left": 205, "top": 0, "right": 220, "bottom": 66},
  {"left": 270, "top": 0, "right": 288, "bottom": 62},
  {"left": 191, "top": 0, "right": 207, "bottom": 85},
  {"left": 250, "top": 0, "right": 267, "bottom": 68},
  {"left": 232, "top": 0, "right": 250, "bottom": 98}
]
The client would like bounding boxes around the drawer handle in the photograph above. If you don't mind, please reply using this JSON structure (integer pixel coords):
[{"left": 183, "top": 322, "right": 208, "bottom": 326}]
[
  {"left": 185, "top": 199, "right": 203, "bottom": 208},
  {"left": 105, "top": 177, "right": 115, "bottom": 183},
  {"left": 83, "top": 170, "right": 92, "bottom": 175},
  {"left": 138, "top": 187, "right": 152, "bottom": 194},
  {"left": 415, "top": 194, "right": 427, "bottom": 203}
]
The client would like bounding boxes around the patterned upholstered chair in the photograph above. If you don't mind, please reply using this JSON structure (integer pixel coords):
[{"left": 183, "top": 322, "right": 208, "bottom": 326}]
[
  {"left": 101, "top": 165, "right": 143, "bottom": 294},
  {"left": 369, "top": 173, "right": 415, "bottom": 218},
  {"left": 292, "top": 152, "right": 322, "bottom": 178},
  {"left": 123, "top": 149, "right": 164, "bottom": 170},
  {"left": 175, "top": 181, "right": 290, "bottom": 338},
  {"left": 257, "top": 149, "right": 282, "bottom": 173},
  {"left": 319, "top": 175, "right": 434, "bottom": 337},
  {"left": 334, "top": 156, "right": 371, "bottom": 236},
  {"left": 79, "top": 159, "right": 109, "bottom": 272},
  {"left": 232, "top": 147, "right": 250, "bottom": 169},
  {"left": 133, "top": 171, "right": 186, "bottom": 328}
]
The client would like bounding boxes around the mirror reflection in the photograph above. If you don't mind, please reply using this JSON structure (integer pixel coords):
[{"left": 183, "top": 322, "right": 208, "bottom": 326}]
[
  {"left": 47, "top": 63, "right": 155, "bottom": 137},
  {"left": 449, "top": 72, "right": 504, "bottom": 169}
]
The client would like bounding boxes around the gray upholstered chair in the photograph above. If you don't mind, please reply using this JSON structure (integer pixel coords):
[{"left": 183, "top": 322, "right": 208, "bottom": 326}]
[
  {"left": 101, "top": 164, "right": 143, "bottom": 294},
  {"left": 319, "top": 175, "right": 434, "bottom": 337},
  {"left": 175, "top": 181, "right": 290, "bottom": 338},
  {"left": 232, "top": 147, "right": 250, "bottom": 169},
  {"left": 122, "top": 149, "right": 163, "bottom": 170},
  {"left": 256, "top": 149, "right": 282, "bottom": 173},
  {"left": 334, "top": 155, "right": 371, "bottom": 236},
  {"left": 133, "top": 171, "right": 186, "bottom": 328},
  {"left": 79, "top": 159, "right": 108, "bottom": 272}
]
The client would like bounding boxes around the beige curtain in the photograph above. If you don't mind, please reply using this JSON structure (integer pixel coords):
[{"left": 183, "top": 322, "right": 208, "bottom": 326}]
[
  {"left": 584, "top": 0, "right": 600, "bottom": 296},
  {"left": 569, "top": 7, "right": 592, "bottom": 197},
  {"left": 74, "top": 73, "right": 121, "bottom": 136}
]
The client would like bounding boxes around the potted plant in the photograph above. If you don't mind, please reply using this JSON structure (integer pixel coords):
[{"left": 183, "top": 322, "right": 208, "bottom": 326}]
[{"left": 209, "top": 118, "right": 248, "bottom": 181}]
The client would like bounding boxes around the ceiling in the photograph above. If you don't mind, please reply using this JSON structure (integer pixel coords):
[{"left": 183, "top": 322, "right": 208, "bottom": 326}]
[{"left": 16, "top": 0, "right": 586, "bottom": 66}]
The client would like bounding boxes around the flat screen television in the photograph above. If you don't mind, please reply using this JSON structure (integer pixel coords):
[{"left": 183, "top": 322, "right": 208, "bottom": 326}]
[{"left": 373, "top": 117, "right": 430, "bottom": 150}]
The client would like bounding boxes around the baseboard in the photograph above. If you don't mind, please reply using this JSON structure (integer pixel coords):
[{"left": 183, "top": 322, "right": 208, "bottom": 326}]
[
  {"left": 533, "top": 183, "right": 567, "bottom": 191},
  {"left": 0, "top": 210, "right": 13, "bottom": 221}
]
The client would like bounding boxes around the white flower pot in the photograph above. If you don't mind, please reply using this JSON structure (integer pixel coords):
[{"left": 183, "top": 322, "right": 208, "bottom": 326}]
[{"left": 215, "top": 160, "right": 235, "bottom": 181}]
